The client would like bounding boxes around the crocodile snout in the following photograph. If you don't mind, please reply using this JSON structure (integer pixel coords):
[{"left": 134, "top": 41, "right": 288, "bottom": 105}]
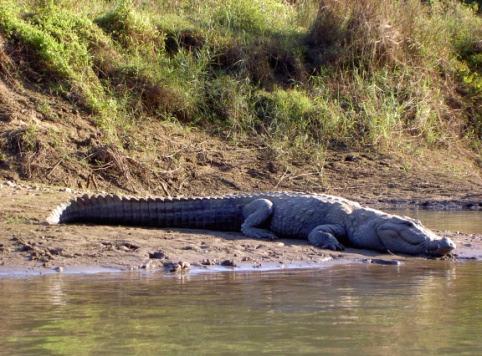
[{"left": 427, "top": 237, "right": 456, "bottom": 256}]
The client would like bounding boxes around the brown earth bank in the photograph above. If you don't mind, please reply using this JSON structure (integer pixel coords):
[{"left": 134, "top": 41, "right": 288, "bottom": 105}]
[
  {"left": 1, "top": 59, "right": 482, "bottom": 206},
  {"left": 0, "top": 180, "right": 481, "bottom": 277}
]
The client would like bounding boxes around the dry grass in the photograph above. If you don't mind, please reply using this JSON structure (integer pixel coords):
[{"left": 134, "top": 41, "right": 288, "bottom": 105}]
[{"left": 307, "top": 0, "right": 423, "bottom": 69}]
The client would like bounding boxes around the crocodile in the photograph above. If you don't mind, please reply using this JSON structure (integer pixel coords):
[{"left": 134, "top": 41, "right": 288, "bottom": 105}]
[{"left": 47, "top": 192, "right": 456, "bottom": 256}]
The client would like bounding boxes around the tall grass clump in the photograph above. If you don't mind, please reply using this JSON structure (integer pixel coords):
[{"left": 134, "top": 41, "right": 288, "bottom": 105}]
[
  {"left": 306, "top": 0, "right": 482, "bottom": 147},
  {"left": 253, "top": 86, "right": 354, "bottom": 154},
  {"left": 94, "top": 0, "right": 161, "bottom": 49},
  {"left": 307, "top": 0, "right": 417, "bottom": 69},
  {"left": 212, "top": 0, "right": 295, "bottom": 36}
]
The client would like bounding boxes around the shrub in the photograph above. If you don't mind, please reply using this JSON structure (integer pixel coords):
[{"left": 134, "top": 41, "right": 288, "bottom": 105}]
[
  {"left": 213, "top": 0, "right": 293, "bottom": 35},
  {"left": 94, "top": 1, "right": 161, "bottom": 48}
]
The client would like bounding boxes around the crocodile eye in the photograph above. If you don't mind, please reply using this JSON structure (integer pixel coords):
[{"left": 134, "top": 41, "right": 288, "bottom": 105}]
[{"left": 402, "top": 221, "right": 414, "bottom": 227}]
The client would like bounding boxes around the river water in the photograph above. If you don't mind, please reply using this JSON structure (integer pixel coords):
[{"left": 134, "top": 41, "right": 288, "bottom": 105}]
[
  {"left": 1, "top": 210, "right": 481, "bottom": 353},
  {"left": 389, "top": 209, "right": 482, "bottom": 234},
  {"left": 1, "top": 262, "right": 481, "bottom": 354}
]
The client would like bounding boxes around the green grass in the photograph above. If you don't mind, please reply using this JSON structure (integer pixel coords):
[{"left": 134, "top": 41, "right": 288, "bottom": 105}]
[{"left": 0, "top": 0, "right": 480, "bottom": 157}]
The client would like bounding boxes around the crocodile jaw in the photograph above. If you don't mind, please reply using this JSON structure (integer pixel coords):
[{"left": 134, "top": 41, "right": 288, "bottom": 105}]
[
  {"left": 376, "top": 217, "right": 456, "bottom": 256},
  {"left": 425, "top": 237, "right": 456, "bottom": 256}
]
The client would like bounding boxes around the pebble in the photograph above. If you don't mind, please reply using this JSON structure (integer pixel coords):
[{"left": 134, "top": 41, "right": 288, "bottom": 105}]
[
  {"left": 220, "top": 259, "right": 237, "bottom": 267},
  {"left": 179, "top": 261, "right": 190, "bottom": 270},
  {"left": 149, "top": 250, "right": 166, "bottom": 259},
  {"left": 5, "top": 181, "right": 16, "bottom": 188},
  {"left": 201, "top": 258, "right": 216, "bottom": 265},
  {"left": 365, "top": 258, "right": 401, "bottom": 266},
  {"left": 164, "top": 261, "right": 190, "bottom": 273},
  {"left": 344, "top": 154, "right": 360, "bottom": 162}
]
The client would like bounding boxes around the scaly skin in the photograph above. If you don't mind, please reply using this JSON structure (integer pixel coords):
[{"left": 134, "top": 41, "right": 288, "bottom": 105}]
[{"left": 47, "top": 192, "right": 456, "bottom": 256}]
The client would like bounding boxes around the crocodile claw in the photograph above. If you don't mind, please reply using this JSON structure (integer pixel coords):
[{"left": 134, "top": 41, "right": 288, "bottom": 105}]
[
  {"left": 321, "top": 241, "right": 345, "bottom": 251},
  {"left": 308, "top": 231, "right": 345, "bottom": 251}
]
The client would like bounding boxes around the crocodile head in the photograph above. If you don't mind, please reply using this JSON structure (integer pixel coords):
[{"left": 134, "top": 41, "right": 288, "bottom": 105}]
[{"left": 376, "top": 216, "right": 456, "bottom": 256}]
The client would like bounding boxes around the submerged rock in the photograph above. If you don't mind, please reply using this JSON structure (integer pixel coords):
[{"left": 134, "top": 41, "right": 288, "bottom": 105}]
[
  {"left": 364, "top": 258, "right": 401, "bottom": 266},
  {"left": 164, "top": 261, "right": 190, "bottom": 273}
]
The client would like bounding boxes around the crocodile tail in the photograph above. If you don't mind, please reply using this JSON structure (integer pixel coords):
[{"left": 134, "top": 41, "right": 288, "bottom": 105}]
[
  {"left": 46, "top": 202, "right": 70, "bottom": 225},
  {"left": 47, "top": 194, "right": 124, "bottom": 225},
  {"left": 46, "top": 194, "right": 244, "bottom": 230}
]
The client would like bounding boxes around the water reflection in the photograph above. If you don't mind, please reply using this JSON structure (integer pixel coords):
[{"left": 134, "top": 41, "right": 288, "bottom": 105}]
[
  {"left": 0, "top": 262, "right": 481, "bottom": 354},
  {"left": 388, "top": 209, "right": 482, "bottom": 234}
]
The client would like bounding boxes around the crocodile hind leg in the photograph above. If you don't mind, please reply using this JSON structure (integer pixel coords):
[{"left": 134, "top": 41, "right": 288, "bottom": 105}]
[
  {"left": 241, "top": 199, "right": 277, "bottom": 240},
  {"left": 308, "top": 224, "right": 345, "bottom": 251}
]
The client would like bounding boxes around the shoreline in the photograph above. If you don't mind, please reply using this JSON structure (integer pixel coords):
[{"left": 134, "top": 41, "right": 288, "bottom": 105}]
[
  {"left": 0, "top": 253, "right": 479, "bottom": 279},
  {"left": 0, "top": 259, "right": 340, "bottom": 278},
  {"left": 1, "top": 180, "right": 481, "bottom": 279}
]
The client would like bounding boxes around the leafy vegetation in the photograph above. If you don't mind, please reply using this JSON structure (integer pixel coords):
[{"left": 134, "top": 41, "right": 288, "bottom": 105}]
[{"left": 0, "top": 0, "right": 480, "bottom": 158}]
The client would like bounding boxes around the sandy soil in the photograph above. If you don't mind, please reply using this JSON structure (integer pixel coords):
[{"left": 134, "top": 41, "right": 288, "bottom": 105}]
[{"left": 1, "top": 180, "right": 480, "bottom": 276}]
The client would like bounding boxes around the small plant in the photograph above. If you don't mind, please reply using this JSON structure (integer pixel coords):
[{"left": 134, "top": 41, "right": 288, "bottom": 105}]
[
  {"left": 213, "top": 0, "right": 293, "bottom": 35},
  {"left": 204, "top": 75, "right": 252, "bottom": 131},
  {"left": 21, "top": 124, "right": 39, "bottom": 153},
  {"left": 36, "top": 99, "right": 55, "bottom": 119},
  {"left": 94, "top": 0, "right": 161, "bottom": 49}
]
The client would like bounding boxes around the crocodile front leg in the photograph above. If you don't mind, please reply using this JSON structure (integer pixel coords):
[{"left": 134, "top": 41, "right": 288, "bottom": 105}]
[
  {"left": 308, "top": 224, "right": 346, "bottom": 251},
  {"left": 241, "top": 199, "right": 277, "bottom": 240}
]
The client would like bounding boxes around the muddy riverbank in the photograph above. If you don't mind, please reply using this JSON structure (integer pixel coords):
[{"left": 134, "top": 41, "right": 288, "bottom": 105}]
[{"left": 1, "top": 180, "right": 481, "bottom": 276}]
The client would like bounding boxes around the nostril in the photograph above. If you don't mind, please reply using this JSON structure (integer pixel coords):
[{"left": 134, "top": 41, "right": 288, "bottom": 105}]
[{"left": 442, "top": 237, "right": 456, "bottom": 250}]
